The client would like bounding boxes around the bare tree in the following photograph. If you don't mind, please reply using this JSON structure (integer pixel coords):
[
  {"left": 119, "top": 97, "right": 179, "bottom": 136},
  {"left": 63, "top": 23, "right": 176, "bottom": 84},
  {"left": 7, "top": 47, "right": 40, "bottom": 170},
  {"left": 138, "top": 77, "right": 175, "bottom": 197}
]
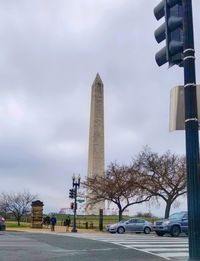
[
  {"left": 83, "top": 163, "right": 151, "bottom": 221},
  {"left": 132, "top": 147, "right": 187, "bottom": 218},
  {"left": 0, "top": 190, "right": 37, "bottom": 226}
]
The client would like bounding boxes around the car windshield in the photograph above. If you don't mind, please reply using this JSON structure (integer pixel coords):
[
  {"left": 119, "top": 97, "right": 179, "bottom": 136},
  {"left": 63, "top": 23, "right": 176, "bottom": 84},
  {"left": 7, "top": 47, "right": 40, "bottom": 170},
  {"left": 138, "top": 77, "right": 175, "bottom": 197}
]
[{"left": 169, "top": 212, "right": 186, "bottom": 220}]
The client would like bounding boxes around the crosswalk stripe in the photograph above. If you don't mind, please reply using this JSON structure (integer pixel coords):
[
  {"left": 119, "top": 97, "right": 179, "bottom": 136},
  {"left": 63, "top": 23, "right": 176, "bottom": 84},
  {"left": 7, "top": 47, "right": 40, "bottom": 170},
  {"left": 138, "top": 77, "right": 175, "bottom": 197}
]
[
  {"left": 115, "top": 243, "right": 187, "bottom": 248},
  {"left": 141, "top": 248, "right": 188, "bottom": 252},
  {"left": 102, "top": 240, "right": 186, "bottom": 243},
  {"left": 67, "top": 233, "right": 189, "bottom": 260},
  {"left": 159, "top": 252, "right": 188, "bottom": 258}
]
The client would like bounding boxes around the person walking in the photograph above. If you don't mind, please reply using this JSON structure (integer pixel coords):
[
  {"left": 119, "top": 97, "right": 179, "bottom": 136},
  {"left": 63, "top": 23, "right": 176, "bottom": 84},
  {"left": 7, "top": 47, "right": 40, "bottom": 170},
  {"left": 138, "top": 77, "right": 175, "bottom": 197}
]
[
  {"left": 50, "top": 215, "right": 57, "bottom": 232},
  {"left": 46, "top": 215, "right": 50, "bottom": 228},
  {"left": 65, "top": 215, "right": 71, "bottom": 232},
  {"left": 43, "top": 215, "right": 50, "bottom": 228}
]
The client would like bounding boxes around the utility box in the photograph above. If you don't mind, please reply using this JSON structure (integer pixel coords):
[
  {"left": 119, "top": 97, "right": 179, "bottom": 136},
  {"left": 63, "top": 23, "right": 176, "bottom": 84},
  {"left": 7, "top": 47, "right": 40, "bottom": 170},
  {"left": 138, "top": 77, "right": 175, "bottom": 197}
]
[{"left": 169, "top": 85, "right": 200, "bottom": 131}]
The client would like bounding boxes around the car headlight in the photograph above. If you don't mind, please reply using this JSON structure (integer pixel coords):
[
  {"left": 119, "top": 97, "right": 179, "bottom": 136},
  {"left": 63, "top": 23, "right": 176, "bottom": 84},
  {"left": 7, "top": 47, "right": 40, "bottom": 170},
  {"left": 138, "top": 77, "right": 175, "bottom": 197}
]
[
  {"left": 110, "top": 225, "right": 117, "bottom": 229},
  {"left": 162, "top": 220, "right": 170, "bottom": 225}
]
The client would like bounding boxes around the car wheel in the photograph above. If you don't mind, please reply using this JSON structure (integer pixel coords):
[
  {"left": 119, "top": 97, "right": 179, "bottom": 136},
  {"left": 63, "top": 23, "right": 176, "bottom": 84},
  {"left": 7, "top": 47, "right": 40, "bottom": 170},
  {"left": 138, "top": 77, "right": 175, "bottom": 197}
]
[
  {"left": 117, "top": 226, "right": 125, "bottom": 234},
  {"left": 155, "top": 231, "right": 165, "bottom": 236},
  {"left": 170, "top": 225, "right": 181, "bottom": 237},
  {"left": 144, "top": 227, "right": 151, "bottom": 234}
]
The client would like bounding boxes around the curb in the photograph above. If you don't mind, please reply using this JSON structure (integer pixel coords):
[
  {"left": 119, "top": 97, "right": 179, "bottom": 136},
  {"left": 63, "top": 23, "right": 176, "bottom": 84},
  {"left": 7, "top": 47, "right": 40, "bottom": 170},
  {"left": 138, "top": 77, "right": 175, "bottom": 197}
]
[{"left": 6, "top": 227, "right": 106, "bottom": 235}]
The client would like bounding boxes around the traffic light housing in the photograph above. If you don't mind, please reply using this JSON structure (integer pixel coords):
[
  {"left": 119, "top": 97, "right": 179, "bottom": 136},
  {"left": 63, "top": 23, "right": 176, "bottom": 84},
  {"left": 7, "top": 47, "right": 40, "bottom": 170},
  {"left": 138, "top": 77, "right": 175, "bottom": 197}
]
[
  {"left": 70, "top": 202, "right": 77, "bottom": 210},
  {"left": 154, "top": 0, "right": 183, "bottom": 67},
  {"left": 69, "top": 189, "right": 75, "bottom": 199}
]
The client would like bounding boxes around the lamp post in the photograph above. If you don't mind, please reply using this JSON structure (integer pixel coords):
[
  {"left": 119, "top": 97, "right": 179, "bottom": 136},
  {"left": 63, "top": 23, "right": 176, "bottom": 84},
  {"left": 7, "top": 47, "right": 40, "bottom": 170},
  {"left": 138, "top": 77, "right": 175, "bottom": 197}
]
[{"left": 71, "top": 174, "right": 80, "bottom": 233}]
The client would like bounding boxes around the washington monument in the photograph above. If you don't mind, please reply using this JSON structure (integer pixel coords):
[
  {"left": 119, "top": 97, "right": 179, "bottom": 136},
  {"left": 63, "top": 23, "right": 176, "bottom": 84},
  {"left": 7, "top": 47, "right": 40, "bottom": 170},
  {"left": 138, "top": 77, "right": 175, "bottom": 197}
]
[{"left": 87, "top": 73, "right": 105, "bottom": 214}]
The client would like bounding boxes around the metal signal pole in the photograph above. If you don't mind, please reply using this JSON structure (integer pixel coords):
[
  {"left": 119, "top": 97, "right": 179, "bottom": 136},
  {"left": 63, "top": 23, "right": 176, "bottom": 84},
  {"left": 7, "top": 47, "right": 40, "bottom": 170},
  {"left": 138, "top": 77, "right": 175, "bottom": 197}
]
[
  {"left": 183, "top": 0, "right": 200, "bottom": 259},
  {"left": 71, "top": 174, "right": 80, "bottom": 233}
]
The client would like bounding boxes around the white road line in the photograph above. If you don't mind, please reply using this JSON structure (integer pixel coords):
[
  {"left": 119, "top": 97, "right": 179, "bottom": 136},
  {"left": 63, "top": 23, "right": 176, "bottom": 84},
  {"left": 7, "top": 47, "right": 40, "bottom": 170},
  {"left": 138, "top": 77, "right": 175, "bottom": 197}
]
[
  {"left": 65, "top": 233, "right": 189, "bottom": 260},
  {"left": 159, "top": 252, "right": 189, "bottom": 258},
  {"left": 100, "top": 240, "right": 187, "bottom": 243},
  {"left": 115, "top": 244, "right": 187, "bottom": 248},
  {"left": 139, "top": 248, "right": 188, "bottom": 252}
]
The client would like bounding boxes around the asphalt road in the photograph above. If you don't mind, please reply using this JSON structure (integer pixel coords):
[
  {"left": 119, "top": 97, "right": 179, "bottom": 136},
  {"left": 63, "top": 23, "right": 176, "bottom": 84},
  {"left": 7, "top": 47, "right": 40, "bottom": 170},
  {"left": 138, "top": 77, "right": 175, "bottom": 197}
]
[{"left": 0, "top": 231, "right": 165, "bottom": 261}]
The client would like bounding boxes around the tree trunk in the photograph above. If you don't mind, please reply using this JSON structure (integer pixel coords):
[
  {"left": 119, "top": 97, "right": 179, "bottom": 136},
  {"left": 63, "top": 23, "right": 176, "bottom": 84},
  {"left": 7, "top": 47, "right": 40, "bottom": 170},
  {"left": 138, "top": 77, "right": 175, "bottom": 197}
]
[
  {"left": 118, "top": 209, "right": 123, "bottom": 221},
  {"left": 164, "top": 200, "right": 172, "bottom": 218},
  {"left": 17, "top": 218, "right": 20, "bottom": 226}
]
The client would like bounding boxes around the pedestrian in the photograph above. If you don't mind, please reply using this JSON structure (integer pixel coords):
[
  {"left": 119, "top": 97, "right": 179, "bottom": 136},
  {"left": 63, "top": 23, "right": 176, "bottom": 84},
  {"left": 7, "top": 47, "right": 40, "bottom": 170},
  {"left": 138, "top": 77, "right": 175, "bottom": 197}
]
[
  {"left": 46, "top": 215, "right": 50, "bottom": 228},
  {"left": 50, "top": 215, "right": 57, "bottom": 232},
  {"left": 43, "top": 216, "right": 50, "bottom": 228},
  {"left": 64, "top": 215, "right": 71, "bottom": 232},
  {"left": 42, "top": 216, "right": 46, "bottom": 226}
]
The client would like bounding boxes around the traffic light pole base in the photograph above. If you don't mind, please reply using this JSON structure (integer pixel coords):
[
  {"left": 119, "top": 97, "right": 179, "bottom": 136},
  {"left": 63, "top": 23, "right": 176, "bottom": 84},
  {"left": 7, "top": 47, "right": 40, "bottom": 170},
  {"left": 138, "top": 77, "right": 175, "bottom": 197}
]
[{"left": 71, "top": 229, "right": 77, "bottom": 233}]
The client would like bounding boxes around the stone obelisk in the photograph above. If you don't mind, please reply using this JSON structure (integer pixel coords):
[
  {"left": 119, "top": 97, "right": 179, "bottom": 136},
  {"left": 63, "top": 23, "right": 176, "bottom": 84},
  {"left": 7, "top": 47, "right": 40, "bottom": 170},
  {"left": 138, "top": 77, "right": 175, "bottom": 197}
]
[{"left": 87, "top": 73, "right": 105, "bottom": 214}]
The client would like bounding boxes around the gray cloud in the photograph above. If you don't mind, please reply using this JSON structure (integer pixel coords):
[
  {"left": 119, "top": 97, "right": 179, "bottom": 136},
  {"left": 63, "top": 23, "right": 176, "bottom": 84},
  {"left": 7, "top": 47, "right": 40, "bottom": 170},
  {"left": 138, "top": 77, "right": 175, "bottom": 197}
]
[{"left": 0, "top": 0, "right": 199, "bottom": 214}]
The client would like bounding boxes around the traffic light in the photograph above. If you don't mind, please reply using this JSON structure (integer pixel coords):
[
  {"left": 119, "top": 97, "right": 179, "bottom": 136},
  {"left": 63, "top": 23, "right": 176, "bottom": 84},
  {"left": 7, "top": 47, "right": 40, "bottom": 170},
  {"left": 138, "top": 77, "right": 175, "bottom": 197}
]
[
  {"left": 70, "top": 202, "right": 77, "bottom": 210},
  {"left": 70, "top": 202, "right": 74, "bottom": 209},
  {"left": 154, "top": 0, "right": 183, "bottom": 67},
  {"left": 69, "top": 189, "right": 75, "bottom": 199}
]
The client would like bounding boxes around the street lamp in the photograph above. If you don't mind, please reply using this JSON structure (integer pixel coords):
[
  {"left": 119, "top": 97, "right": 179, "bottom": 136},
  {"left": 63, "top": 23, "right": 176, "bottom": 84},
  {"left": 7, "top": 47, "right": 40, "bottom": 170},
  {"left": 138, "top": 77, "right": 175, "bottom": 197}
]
[{"left": 71, "top": 174, "right": 81, "bottom": 233}]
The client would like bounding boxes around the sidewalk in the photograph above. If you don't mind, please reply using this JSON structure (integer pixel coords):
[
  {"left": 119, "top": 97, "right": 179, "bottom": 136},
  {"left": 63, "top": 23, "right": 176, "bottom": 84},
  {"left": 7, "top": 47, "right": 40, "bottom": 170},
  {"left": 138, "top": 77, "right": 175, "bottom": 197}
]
[{"left": 6, "top": 225, "right": 105, "bottom": 234}]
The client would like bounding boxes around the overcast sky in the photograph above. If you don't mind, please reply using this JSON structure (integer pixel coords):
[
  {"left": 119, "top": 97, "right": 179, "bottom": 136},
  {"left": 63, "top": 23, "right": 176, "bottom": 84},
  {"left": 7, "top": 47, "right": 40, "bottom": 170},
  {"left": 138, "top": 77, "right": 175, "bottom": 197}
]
[{"left": 0, "top": 0, "right": 200, "bottom": 216}]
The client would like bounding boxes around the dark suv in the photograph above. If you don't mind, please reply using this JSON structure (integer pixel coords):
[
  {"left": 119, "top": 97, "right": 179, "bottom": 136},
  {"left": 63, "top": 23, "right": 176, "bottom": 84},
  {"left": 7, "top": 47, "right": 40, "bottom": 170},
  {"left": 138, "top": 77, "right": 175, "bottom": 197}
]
[
  {"left": 0, "top": 216, "right": 6, "bottom": 231},
  {"left": 153, "top": 211, "right": 188, "bottom": 237}
]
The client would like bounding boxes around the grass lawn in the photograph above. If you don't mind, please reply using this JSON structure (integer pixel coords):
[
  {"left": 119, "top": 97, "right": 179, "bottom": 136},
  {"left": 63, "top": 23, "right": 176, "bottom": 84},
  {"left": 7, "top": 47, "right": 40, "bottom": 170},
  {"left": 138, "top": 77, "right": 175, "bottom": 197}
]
[
  {"left": 5, "top": 215, "right": 158, "bottom": 229},
  {"left": 5, "top": 221, "right": 31, "bottom": 228}
]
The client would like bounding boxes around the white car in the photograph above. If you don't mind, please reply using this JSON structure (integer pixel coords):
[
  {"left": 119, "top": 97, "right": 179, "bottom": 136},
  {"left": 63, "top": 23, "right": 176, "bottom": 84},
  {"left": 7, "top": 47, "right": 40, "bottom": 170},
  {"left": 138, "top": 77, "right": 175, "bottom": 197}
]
[{"left": 108, "top": 218, "right": 153, "bottom": 234}]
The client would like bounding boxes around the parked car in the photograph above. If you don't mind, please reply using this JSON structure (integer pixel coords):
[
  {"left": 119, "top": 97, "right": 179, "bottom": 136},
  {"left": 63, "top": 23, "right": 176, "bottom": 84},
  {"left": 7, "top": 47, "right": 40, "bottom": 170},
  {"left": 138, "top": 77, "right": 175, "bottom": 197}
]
[
  {"left": 153, "top": 211, "right": 188, "bottom": 237},
  {"left": 0, "top": 216, "right": 6, "bottom": 231},
  {"left": 105, "top": 224, "right": 111, "bottom": 231},
  {"left": 107, "top": 218, "right": 153, "bottom": 234}
]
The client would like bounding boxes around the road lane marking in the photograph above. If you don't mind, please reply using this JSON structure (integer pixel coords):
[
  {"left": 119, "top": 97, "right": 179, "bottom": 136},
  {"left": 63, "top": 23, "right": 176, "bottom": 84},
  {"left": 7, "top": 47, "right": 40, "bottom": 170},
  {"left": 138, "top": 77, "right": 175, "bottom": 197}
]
[
  {"left": 159, "top": 252, "right": 188, "bottom": 258},
  {"left": 66, "top": 233, "right": 189, "bottom": 260},
  {"left": 138, "top": 248, "right": 188, "bottom": 252}
]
